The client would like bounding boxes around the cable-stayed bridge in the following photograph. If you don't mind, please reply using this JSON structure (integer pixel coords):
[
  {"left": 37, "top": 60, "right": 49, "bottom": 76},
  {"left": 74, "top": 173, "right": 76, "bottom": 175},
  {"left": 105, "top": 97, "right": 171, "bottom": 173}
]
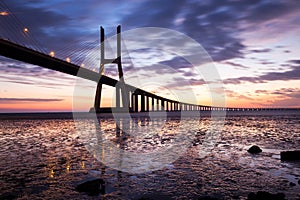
[
  {"left": 1, "top": 27, "right": 297, "bottom": 113},
  {"left": 1, "top": 27, "right": 225, "bottom": 113},
  {"left": 0, "top": 2, "right": 297, "bottom": 113}
]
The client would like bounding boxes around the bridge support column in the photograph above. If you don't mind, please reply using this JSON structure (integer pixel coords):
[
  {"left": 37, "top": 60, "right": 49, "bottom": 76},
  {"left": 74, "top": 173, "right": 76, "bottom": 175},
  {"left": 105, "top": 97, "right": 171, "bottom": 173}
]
[
  {"left": 133, "top": 94, "right": 138, "bottom": 112},
  {"left": 141, "top": 94, "right": 145, "bottom": 112},
  {"left": 132, "top": 93, "right": 139, "bottom": 112},
  {"left": 152, "top": 97, "right": 154, "bottom": 111},
  {"left": 131, "top": 92, "right": 134, "bottom": 111},
  {"left": 146, "top": 96, "right": 149, "bottom": 112},
  {"left": 161, "top": 99, "right": 165, "bottom": 111}
]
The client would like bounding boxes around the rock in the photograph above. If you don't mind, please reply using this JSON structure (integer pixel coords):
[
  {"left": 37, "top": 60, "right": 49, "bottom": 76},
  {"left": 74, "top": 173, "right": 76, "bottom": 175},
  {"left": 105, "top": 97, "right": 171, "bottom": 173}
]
[
  {"left": 280, "top": 150, "right": 300, "bottom": 161},
  {"left": 247, "top": 191, "right": 286, "bottom": 200},
  {"left": 247, "top": 145, "right": 262, "bottom": 154},
  {"left": 75, "top": 177, "right": 105, "bottom": 196},
  {"left": 0, "top": 193, "right": 17, "bottom": 200},
  {"left": 289, "top": 182, "right": 296, "bottom": 187}
]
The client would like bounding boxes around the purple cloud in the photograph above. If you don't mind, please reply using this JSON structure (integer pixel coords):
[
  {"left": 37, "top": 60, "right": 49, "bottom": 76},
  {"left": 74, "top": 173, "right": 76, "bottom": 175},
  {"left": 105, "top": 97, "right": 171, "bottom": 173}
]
[{"left": 224, "top": 64, "right": 300, "bottom": 84}]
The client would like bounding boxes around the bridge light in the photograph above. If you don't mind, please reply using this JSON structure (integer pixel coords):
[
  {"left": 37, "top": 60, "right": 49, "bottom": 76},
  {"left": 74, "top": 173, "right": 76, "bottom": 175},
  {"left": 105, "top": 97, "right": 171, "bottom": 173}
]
[
  {"left": 66, "top": 57, "right": 71, "bottom": 63},
  {"left": 23, "top": 27, "right": 29, "bottom": 33},
  {"left": 49, "top": 51, "right": 55, "bottom": 57},
  {"left": 0, "top": 11, "right": 9, "bottom": 16},
  {"left": 81, "top": 63, "right": 85, "bottom": 67}
]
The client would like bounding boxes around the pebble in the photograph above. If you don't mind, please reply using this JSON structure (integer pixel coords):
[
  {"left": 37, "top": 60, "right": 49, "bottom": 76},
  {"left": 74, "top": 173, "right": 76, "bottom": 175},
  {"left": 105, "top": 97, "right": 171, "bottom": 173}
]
[
  {"left": 75, "top": 177, "right": 105, "bottom": 196},
  {"left": 280, "top": 150, "right": 300, "bottom": 161},
  {"left": 289, "top": 182, "right": 296, "bottom": 187},
  {"left": 247, "top": 191, "right": 286, "bottom": 200},
  {"left": 247, "top": 145, "right": 262, "bottom": 154}
]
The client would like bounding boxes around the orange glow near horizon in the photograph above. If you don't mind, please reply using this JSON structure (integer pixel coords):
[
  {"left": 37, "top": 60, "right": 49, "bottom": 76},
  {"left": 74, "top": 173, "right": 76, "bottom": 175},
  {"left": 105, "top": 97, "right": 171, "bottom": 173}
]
[
  {"left": 0, "top": 101, "right": 71, "bottom": 112},
  {"left": 0, "top": 93, "right": 299, "bottom": 113}
]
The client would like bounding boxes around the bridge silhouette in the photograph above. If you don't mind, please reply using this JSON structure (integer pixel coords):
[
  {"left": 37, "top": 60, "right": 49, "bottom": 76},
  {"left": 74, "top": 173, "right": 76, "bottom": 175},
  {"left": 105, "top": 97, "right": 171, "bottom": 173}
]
[{"left": 0, "top": 23, "right": 297, "bottom": 113}]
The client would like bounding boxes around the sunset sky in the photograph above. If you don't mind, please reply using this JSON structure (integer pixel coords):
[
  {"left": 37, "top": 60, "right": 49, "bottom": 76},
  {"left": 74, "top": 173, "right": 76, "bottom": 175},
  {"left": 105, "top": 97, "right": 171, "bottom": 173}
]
[{"left": 0, "top": 0, "right": 300, "bottom": 112}]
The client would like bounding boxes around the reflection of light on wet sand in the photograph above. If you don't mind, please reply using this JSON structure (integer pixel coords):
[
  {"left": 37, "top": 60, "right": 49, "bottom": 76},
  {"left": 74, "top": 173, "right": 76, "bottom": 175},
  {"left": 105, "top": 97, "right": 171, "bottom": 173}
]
[
  {"left": 66, "top": 164, "right": 70, "bottom": 173},
  {"left": 49, "top": 169, "right": 55, "bottom": 178},
  {"left": 81, "top": 161, "right": 85, "bottom": 169}
]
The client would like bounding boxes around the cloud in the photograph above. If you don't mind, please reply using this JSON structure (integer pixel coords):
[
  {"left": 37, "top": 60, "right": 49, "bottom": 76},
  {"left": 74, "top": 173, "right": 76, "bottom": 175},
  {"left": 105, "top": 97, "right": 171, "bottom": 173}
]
[
  {"left": 0, "top": 56, "right": 76, "bottom": 88},
  {"left": 222, "top": 61, "right": 249, "bottom": 69},
  {"left": 0, "top": 98, "right": 63, "bottom": 103},
  {"left": 122, "top": 0, "right": 185, "bottom": 28},
  {"left": 271, "top": 88, "right": 300, "bottom": 98},
  {"left": 2, "top": 0, "right": 300, "bottom": 69},
  {"left": 266, "top": 98, "right": 300, "bottom": 107},
  {"left": 0, "top": 0, "right": 70, "bottom": 50},
  {"left": 224, "top": 64, "right": 300, "bottom": 84},
  {"left": 226, "top": 90, "right": 254, "bottom": 101},
  {"left": 243, "top": 0, "right": 299, "bottom": 23},
  {"left": 255, "top": 90, "right": 268, "bottom": 94},
  {"left": 260, "top": 89, "right": 300, "bottom": 108},
  {"left": 289, "top": 60, "right": 300, "bottom": 64},
  {"left": 250, "top": 48, "right": 272, "bottom": 53}
]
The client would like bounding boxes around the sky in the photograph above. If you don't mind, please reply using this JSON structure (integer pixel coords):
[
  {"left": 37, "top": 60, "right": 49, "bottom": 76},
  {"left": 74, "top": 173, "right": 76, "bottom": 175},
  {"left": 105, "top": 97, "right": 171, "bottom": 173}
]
[{"left": 0, "top": 0, "right": 300, "bottom": 112}]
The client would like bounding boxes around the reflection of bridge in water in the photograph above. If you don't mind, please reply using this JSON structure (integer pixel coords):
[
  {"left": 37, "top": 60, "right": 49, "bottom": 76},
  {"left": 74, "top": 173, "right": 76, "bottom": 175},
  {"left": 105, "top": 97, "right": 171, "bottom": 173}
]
[{"left": 0, "top": 25, "right": 298, "bottom": 113}]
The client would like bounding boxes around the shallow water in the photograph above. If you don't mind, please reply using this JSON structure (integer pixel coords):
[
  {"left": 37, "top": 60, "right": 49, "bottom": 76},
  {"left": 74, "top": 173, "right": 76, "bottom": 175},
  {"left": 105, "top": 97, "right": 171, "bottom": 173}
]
[{"left": 0, "top": 113, "right": 299, "bottom": 199}]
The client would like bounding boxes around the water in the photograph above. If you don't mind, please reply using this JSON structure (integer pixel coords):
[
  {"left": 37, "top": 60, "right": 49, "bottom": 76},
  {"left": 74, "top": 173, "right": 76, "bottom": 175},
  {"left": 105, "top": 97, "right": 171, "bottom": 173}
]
[{"left": 0, "top": 111, "right": 299, "bottom": 199}]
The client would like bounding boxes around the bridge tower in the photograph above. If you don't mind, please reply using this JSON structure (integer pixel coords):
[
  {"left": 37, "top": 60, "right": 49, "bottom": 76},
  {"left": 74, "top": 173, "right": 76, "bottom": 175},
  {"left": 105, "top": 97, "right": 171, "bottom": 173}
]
[{"left": 92, "top": 25, "right": 129, "bottom": 113}]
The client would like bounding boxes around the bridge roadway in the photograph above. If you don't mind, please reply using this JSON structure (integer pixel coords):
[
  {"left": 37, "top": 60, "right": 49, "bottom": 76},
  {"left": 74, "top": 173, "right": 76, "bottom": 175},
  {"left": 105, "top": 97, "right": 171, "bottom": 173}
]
[{"left": 1, "top": 38, "right": 299, "bottom": 112}]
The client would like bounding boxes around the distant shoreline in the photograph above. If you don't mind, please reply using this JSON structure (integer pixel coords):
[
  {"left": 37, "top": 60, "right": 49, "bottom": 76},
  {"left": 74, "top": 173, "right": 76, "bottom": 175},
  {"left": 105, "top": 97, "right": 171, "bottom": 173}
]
[{"left": 0, "top": 109, "right": 300, "bottom": 120}]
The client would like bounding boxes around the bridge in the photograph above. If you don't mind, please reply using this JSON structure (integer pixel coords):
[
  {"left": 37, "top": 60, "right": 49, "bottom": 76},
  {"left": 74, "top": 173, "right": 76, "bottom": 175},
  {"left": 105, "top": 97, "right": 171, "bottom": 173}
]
[
  {"left": 1, "top": 24, "right": 299, "bottom": 113},
  {"left": 0, "top": 26, "right": 220, "bottom": 113},
  {"left": 0, "top": 3, "right": 297, "bottom": 113}
]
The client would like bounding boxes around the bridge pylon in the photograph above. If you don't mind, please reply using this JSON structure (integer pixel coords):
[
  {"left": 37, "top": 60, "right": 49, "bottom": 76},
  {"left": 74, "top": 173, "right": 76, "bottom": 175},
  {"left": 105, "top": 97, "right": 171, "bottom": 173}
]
[{"left": 91, "top": 25, "right": 130, "bottom": 113}]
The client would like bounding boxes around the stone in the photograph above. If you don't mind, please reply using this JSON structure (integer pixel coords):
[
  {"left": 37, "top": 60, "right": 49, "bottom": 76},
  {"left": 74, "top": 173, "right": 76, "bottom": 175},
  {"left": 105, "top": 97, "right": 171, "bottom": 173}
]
[
  {"left": 280, "top": 150, "right": 300, "bottom": 161},
  {"left": 247, "top": 145, "right": 262, "bottom": 154},
  {"left": 75, "top": 177, "right": 105, "bottom": 196},
  {"left": 289, "top": 182, "right": 296, "bottom": 187},
  {"left": 0, "top": 193, "right": 17, "bottom": 200},
  {"left": 247, "top": 191, "right": 285, "bottom": 200},
  {"left": 247, "top": 191, "right": 286, "bottom": 200}
]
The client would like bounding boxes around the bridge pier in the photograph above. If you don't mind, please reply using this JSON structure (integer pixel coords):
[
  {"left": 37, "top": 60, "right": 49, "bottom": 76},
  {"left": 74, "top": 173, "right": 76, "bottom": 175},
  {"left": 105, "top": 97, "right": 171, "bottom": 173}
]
[
  {"left": 161, "top": 99, "right": 165, "bottom": 111},
  {"left": 151, "top": 97, "right": 154, "bottom": 111},
  {"left": 91, "top": 25, "right": 132, "bottom": 113},
  {"left": 141, "top": 93, "right": 145, "bottom": 112},
  {"left": 166, "top": 101, "right": 169, "bottom": 111},
  {"left": 146, "top": 96, "right": 149, "bottom": 112},
  {"left": 134, "top": 93, "right": 138, "bottom": 112}
]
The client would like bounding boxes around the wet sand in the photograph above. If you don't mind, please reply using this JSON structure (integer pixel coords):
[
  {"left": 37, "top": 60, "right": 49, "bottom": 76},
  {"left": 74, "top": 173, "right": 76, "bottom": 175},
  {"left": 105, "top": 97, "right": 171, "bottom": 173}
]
[{"left": 0, "top": 112, "right": 299, "bottom": 199}]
